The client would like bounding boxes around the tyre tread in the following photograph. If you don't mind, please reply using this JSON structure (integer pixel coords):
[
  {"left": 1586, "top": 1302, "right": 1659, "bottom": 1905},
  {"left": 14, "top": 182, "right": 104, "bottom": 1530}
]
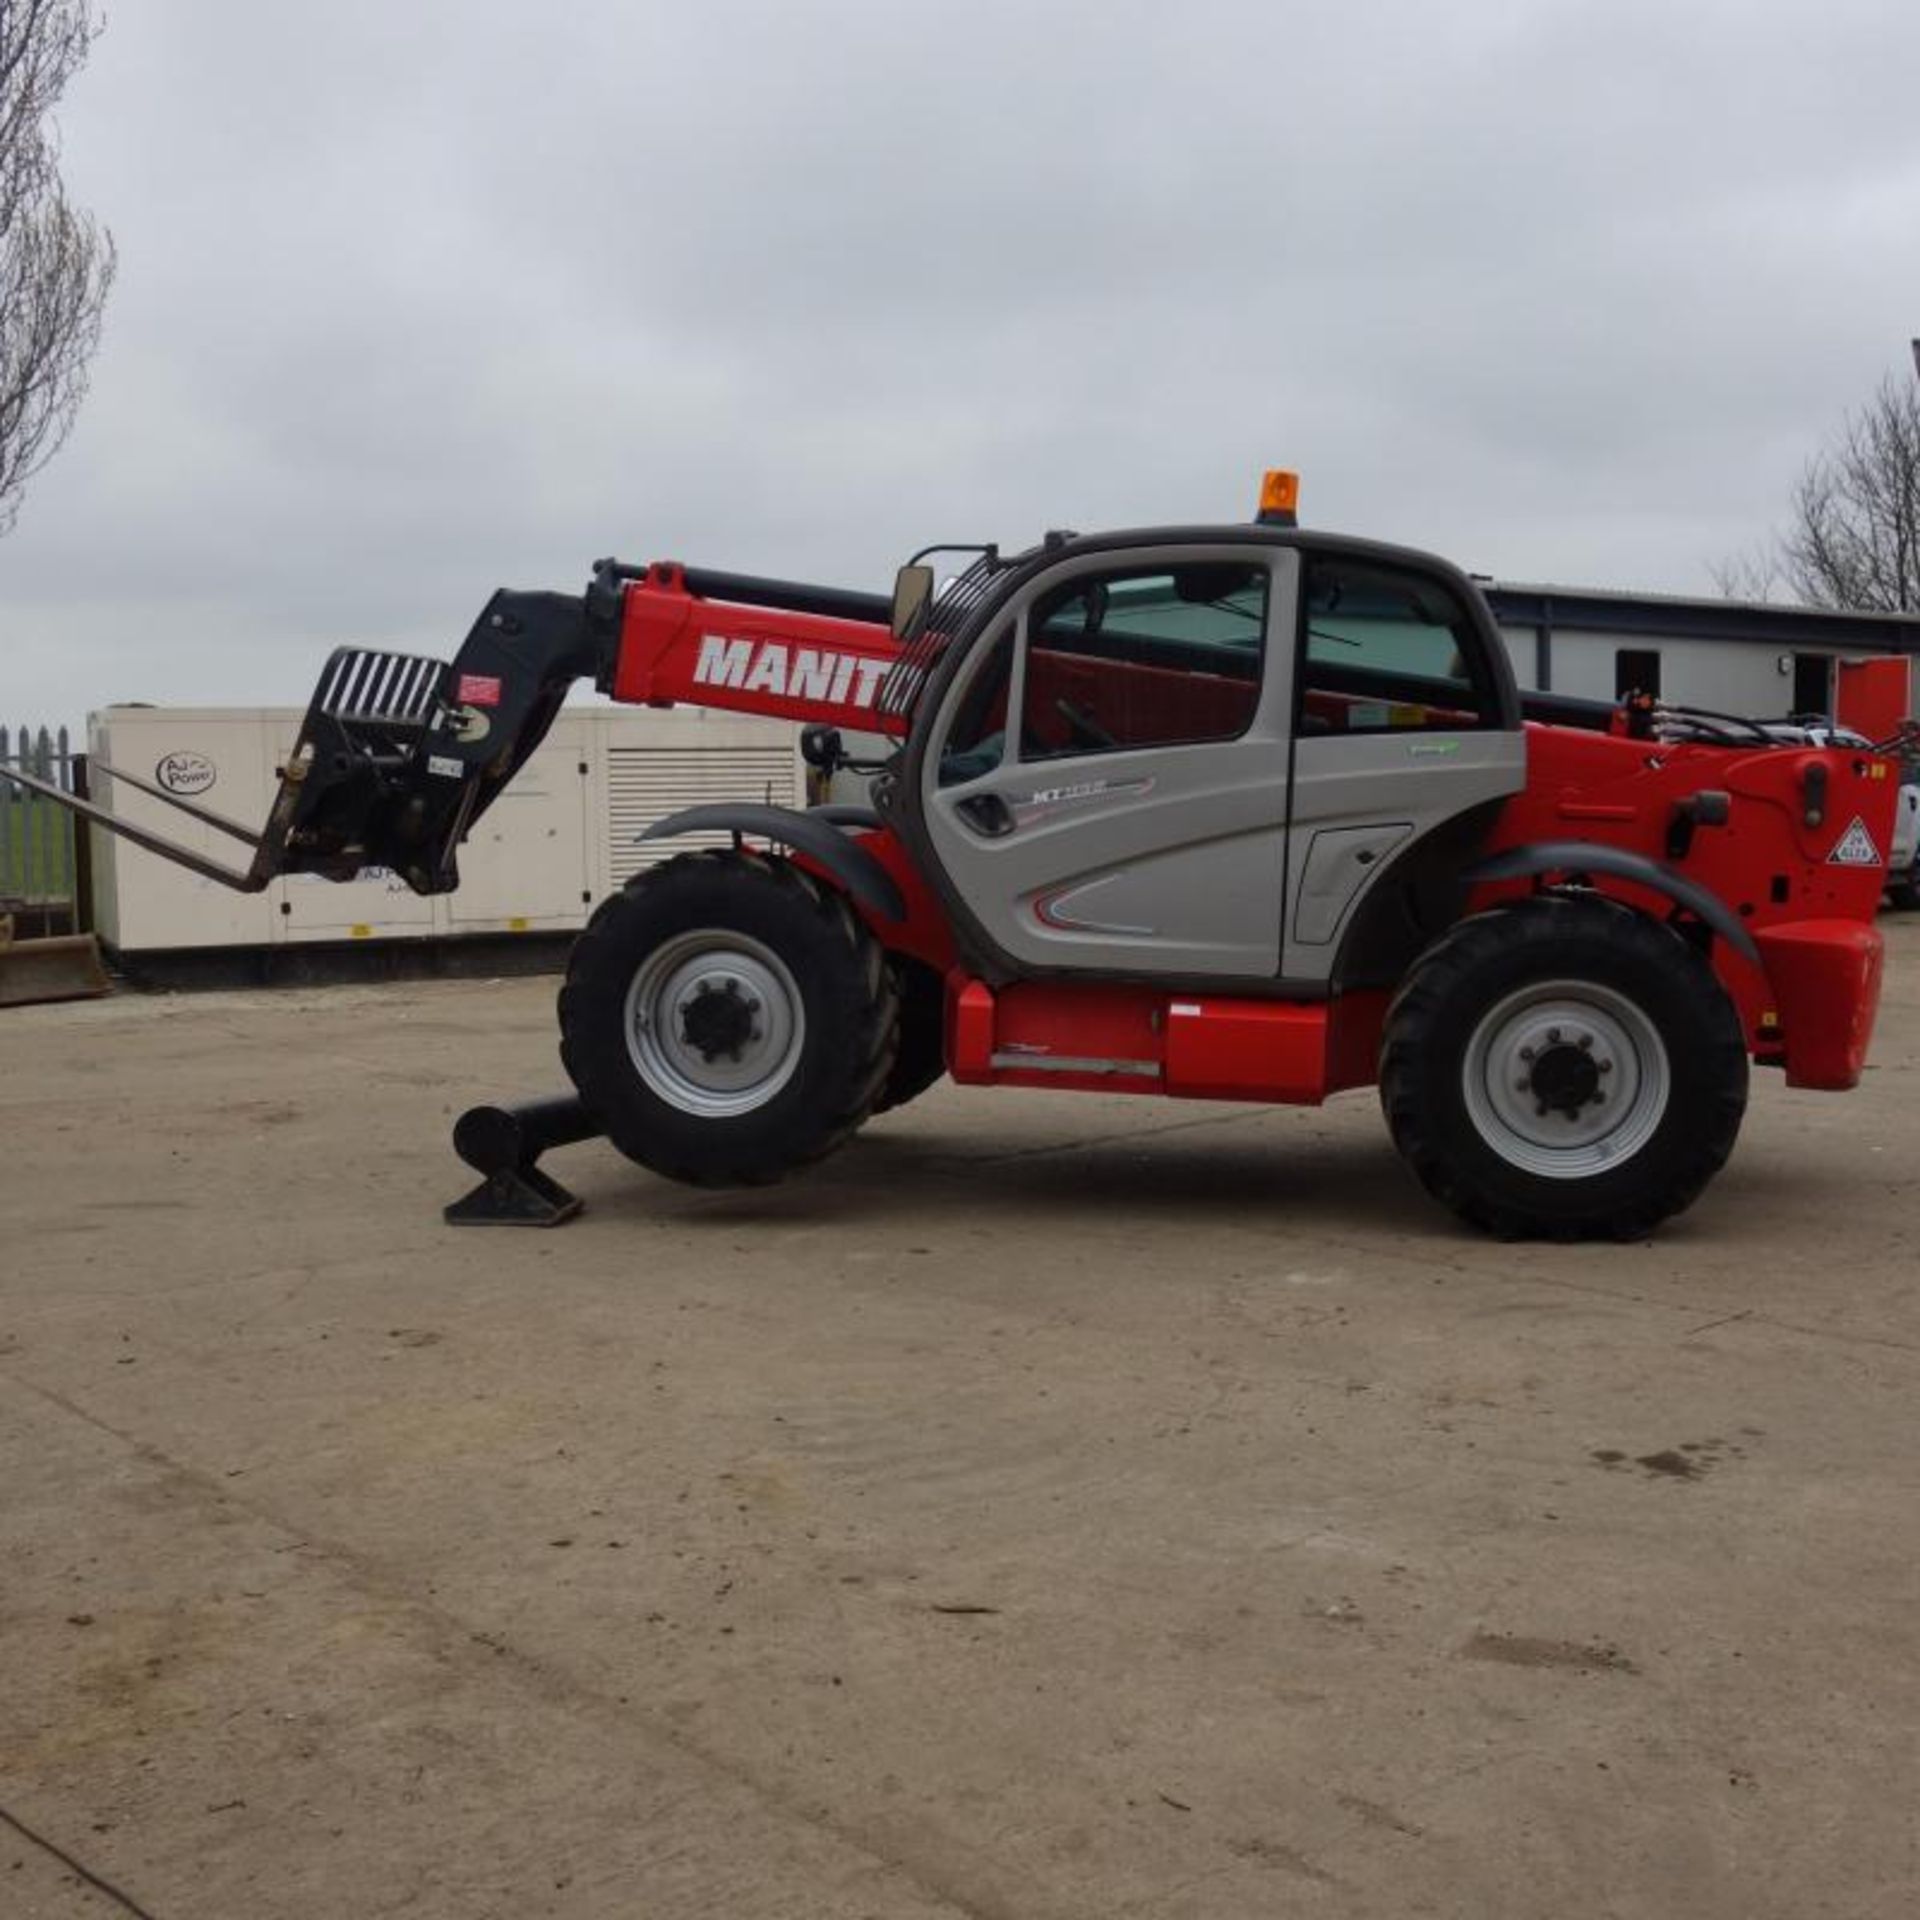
[
  {"left": 559, "top": 852, "right": 898, "bottom": 1187},
  {"left": 1380, "top": 897, "right": 1747, "bottom": 1239}
]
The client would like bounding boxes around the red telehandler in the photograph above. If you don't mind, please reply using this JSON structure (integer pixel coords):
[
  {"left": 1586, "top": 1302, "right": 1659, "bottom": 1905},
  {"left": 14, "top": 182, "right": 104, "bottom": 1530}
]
[{"left": 7, "top": 474, "right": 1902, "bottom": 1237}]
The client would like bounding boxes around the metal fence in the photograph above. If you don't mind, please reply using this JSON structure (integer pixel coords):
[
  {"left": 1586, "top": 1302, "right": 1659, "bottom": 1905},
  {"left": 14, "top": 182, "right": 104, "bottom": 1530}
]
[{"left": 1, "top": 724, "right": 83, "bottom": 935}]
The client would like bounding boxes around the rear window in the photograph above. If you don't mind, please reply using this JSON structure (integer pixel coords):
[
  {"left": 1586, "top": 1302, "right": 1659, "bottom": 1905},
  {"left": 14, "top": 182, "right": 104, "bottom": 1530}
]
[{"left": 1298, "top": 557, "right": 1497, "bottom": 735}]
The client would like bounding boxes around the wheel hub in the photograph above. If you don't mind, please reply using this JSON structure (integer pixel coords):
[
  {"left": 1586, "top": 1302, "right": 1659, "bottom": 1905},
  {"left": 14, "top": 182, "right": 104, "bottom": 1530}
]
[
  {"left": 679, "top": 978, "right": 761, "bottom": 1063},
  {"left": 623, "top": 931, "right": 804, "bottom": 1118},
  {"left": 1462, "top": 983, "right": 1669, "bottom": 1180},
  {"left": 1525, "top": 1035, "right": 1604, "bottom": 1118}
]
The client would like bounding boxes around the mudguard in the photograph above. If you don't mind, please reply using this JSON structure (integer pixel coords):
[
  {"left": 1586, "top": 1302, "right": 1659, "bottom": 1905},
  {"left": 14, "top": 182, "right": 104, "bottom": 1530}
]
[
  {"left": 1466, "top": 840, "right": 1761, "bottom": 969},
  {"left": 637, "top": 803, "right": 907, "bottom": 923}
]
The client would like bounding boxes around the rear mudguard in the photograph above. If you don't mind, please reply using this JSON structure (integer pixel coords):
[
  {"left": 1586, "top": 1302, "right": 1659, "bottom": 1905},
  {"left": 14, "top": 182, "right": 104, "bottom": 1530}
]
[
  {"left": 1466, "top": 840, "right": 1887, "bottom": 1087},
  {"left": 1466, "top": 841, "right": 1760, "bottom": 968}
]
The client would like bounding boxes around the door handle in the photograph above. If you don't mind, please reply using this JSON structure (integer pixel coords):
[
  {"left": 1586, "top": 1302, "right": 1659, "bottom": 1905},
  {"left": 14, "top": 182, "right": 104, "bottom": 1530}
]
[{"left": 955, "top": 792, "right": 1016, "bottom": 837}]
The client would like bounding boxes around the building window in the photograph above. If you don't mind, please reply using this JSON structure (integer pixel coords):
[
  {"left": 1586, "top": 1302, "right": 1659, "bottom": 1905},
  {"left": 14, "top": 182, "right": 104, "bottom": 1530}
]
[{"left": 1614, "top": 648, "right": 1661, "bottom": 699}]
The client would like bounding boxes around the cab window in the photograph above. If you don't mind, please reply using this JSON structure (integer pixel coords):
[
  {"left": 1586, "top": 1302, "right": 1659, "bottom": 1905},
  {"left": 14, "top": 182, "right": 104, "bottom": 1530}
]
[
  {"left": 936, "top": 628, "right": 1014, "bottom": 786},
  {"left": 1297, "top": 557, "right": 1496, "bottom": 735},
  {"left": 1017, "top": 562, "right": 1267, "bottom": 763}
]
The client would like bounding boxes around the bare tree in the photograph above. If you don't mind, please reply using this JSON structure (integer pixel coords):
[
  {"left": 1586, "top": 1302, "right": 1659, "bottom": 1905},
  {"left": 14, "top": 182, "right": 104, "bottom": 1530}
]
[
  {"left": 0, "top": 0, "right": 114, "bottom": 535},
  {"left": 1706, "top": 545, "right": 1782, "bottom": 606},
  {"left": 1719, "top": 367, "right": 1920, "bottom": 615}
]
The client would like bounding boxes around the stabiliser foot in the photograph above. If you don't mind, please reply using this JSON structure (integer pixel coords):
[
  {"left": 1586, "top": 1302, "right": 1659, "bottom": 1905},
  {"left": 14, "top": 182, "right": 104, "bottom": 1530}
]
[{"left": 445, "top": 1094, "right": 600, "bottom": 1226}]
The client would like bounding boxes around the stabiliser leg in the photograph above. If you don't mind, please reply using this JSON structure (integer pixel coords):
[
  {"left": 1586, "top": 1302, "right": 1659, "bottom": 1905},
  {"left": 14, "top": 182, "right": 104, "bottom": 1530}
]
[{"left": 445, "top": 1094, "right": 601, "bottom": 1226}]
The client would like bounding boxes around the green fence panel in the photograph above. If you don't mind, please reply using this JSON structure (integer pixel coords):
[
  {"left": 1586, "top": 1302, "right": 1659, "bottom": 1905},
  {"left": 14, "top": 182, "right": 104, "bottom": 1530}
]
[{"left": 1, "top": 724, "right": 80, "bottom": 931}]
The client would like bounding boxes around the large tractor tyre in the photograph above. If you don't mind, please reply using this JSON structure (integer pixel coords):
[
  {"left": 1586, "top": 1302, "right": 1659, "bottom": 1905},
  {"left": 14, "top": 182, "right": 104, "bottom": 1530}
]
[
  {"left": 874, "top": 958, "right": 947, "bottom": 1114},
  {"left": 1380, "top": 897, "right": 1748, "bottom": 1240},
  {"left": 559, "top": 851, "right": 898, "bottom": 1187}
]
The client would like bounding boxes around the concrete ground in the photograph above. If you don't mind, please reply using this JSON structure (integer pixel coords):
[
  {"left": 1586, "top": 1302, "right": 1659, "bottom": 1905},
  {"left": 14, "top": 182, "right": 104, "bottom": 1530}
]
[{"left": 2, "top": 925, "right": 1917, "bottom": 1920}]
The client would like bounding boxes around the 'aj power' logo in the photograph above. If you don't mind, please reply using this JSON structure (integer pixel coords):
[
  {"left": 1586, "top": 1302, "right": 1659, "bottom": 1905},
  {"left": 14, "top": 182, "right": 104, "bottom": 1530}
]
[{"left": 155, "top": 751, "right": 217, "bottom": 797}]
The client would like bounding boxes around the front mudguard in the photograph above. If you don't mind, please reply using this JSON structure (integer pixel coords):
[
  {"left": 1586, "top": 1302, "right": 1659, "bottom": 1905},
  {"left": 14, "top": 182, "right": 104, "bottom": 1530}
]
[{"left": 636, "top": 803, "right": 907, "bottom": 923}]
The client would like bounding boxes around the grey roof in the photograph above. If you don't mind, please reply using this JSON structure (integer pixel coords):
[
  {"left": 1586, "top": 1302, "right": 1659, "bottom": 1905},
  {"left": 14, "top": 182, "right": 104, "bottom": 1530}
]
[{"left": 1481, "top": 579, "right": 1920, "bottom": 651}]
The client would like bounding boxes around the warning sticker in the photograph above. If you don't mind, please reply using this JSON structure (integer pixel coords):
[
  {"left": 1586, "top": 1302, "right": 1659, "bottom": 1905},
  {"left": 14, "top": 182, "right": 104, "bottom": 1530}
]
[
  {"left": 456, "top": 673, "right": 503, "bottom": 707},
  {"left": 1827, "top": 816, "right": 1883, "bottom": 868},
  {"left": 427, "top": 754, "right": 464, "bottom": 779}
]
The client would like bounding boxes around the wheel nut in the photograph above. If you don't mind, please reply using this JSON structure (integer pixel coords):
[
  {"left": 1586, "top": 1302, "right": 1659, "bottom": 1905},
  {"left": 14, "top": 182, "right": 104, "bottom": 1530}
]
[
  {"left": 1547, "top": 1027, "right": 1562, "bottom": 1044},
  {"left": 1520, "top": 1046, "right": 1536, "bottom": 1062},
  {"left": 1577, "top": 1034, "right": 1593, "bottom": 1051},
  {"left": 1598, "top": 1059, "right": 1613, "bottom": 1074}
]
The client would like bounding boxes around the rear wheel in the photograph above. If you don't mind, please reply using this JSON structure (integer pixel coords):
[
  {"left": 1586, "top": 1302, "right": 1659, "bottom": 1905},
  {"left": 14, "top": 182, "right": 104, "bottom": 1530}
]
[
  {"left": 1381, "top": 897, "right": 1747, "bottom": 1239},
  {"left": 874, "top": 958, "right": 947, "bottom": 1114},
  {"left": 560, "top": 851, "right": 898, "bottom": 1186},
  {"left": 1888, "top": 856, "right": 1920, "bottom": 911}
]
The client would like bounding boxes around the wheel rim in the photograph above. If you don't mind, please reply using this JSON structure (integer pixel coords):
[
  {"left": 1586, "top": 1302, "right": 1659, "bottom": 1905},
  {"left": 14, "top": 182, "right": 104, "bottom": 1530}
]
[
  {"left": 1461, "top": 979, "right": 1670, "bottom": 1180},
  {"left": 623, "top": 930, "right": 805, "bottom": 1118}
]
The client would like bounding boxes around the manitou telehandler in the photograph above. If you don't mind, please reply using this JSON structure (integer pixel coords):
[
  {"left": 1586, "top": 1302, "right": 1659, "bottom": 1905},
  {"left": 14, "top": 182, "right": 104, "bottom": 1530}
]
[{"left": 8, "top": 473, "right": 1903, "bottom": 1238}]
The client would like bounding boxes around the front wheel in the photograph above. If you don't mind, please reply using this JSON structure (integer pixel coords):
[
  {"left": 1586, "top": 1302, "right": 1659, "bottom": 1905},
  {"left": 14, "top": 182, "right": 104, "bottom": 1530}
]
[
  {"left": 1380, "top": 898, "right": 1748, "bottom": 1239},
  {"left": 559, "top": 851, "right": 898, "bottom": 1186}
]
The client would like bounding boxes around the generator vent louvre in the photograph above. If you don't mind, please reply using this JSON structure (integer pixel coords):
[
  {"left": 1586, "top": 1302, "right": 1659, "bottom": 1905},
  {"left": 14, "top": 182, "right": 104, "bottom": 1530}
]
[{"left": 607, "top": 745, "right": 800, "bottom": 884}]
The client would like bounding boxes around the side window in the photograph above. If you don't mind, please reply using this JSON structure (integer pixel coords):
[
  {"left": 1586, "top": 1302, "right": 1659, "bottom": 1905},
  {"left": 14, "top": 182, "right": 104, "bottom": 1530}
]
[
  {"left": 1017, "top": 562, "right": 1267, "bottom": 762},
  {"left": 1298, "top": 557, "right": 1497, "bottom": 736},
  {"left": 936, "top": 628, "right": 1014, "bottom": 787}
]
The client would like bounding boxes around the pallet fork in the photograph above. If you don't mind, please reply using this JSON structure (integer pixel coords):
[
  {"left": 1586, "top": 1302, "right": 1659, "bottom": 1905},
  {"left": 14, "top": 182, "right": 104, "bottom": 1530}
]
[
  {"left": 0, "top": 587, "right": 617, "bottom": 1206},
  {"left": 0, "top": 585, "right": 614, "bottom": 899}
]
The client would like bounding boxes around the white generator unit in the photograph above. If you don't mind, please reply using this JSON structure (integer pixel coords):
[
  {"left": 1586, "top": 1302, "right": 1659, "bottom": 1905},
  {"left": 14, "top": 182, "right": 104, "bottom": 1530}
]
[{"left": 87, "top": 703, "right": 801, "bottom": 958}]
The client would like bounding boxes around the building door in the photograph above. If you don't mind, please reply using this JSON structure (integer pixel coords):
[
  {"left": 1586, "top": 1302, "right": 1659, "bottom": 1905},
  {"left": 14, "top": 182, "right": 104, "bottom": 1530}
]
[{"left": 1792, "top": 652, "right": 1834, "bottom": 718}]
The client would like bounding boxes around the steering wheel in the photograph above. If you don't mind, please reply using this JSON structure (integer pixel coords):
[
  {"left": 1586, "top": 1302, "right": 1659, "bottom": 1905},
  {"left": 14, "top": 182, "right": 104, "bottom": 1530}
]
[{"left": 1055, "top": 697, "right": 1116, "bottom": 753}]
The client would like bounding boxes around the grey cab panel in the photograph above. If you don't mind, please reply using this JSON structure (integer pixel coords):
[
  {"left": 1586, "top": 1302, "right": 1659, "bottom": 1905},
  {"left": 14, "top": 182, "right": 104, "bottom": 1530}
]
[
  {"left": 921, "top": 545, "right": 1300, "bottom": 978},
  {"left": 915, "top": 530, "right": 1529, "bottom": 991},
  {"left": 1282, "top": 733, "right": 1526, "bottom": 976},
  {"left": 1281, "top": 545, "right": 1529, "bottom": 981},
  {"left": 1292, "top": 820, "right": 1414, "bottom": 945}
]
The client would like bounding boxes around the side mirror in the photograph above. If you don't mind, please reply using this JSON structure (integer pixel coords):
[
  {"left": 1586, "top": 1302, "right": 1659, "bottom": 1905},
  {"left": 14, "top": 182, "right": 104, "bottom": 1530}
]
[
  {"left": 891, "top": 563, "right": 935, "bottom": 642},
  {"left": 798, "top": 724, "right": 842, "bottom": 771}
]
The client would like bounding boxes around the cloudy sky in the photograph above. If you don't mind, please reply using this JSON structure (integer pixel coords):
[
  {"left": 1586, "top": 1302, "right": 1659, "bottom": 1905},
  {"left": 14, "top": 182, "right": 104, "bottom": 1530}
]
[{"left": 6, "top": 0, "right": 1920, "bottom": 726}]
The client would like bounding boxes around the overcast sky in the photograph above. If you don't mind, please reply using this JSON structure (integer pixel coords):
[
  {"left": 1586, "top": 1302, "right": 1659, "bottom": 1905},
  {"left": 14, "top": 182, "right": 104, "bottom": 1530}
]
[{"left": 6, "top": 0, "right": 1920, "bottom": 726}]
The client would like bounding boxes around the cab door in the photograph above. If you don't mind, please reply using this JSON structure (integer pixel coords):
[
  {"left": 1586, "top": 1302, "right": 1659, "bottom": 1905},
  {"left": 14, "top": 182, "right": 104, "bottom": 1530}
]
[
  {"left": 1281, "top": 549, "right": 1527, "bottom": 982},
  {"left": 917, "top": 544, "right": 1299, "bottom": 980}
]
